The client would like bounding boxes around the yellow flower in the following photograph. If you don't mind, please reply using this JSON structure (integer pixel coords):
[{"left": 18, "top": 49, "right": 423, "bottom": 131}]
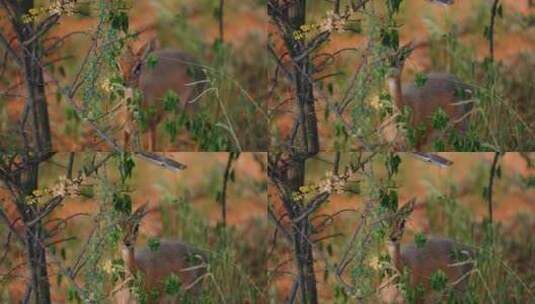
[
  {"left": 102, "top": 259, "right": 113, "bottom": 274},
  {"left": 28, "top": 8, "right": 40, "bottom": 15}
]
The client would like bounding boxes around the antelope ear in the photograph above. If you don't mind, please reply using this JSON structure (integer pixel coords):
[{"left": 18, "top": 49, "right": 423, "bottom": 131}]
[
  {"left": 398, "top": 198, "right": 416, "bottom": 218},
  {"left": 406, "top": 197, "right": 416, "bottom": 211},
  {"left": 399, "top": 218, "right": 406, "bottom": 229},
  {"left": 125, "top": 44, "right": 135, "bottom": 57},
  {"left": 132, "top": 202, "right": 150, "bottom": 219},
  {"left": 136, "top": 39, "right": 157, "bottom": 59},
  {"left": 397, "top": 41, "right": 415, "bottom": 67}
]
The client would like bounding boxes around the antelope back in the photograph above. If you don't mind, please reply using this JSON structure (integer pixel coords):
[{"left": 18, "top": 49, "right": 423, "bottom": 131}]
[
  {"left": 119, "top": 42, "right": 205, "bottom": 126},
  {"left": 401, "top": 238, "right": 473, "bottom": 292},
  {"left": 133, "top": 240, "right": 207, "bottom": 290},
  {"left": 403, "top": 73, "right": 472, "bottom": 129}
]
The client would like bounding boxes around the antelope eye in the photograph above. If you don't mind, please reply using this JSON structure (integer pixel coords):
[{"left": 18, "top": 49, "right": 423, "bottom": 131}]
[{"left": 132, "top": 62, "right": 142, "bottom": 76}]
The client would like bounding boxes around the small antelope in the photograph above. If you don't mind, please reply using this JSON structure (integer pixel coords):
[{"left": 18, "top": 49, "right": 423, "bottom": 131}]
[
  {"left": 379, "top": 199, "right": 474, "bottom": 304},
  {"left": 384, "top": 44, "right": 473, "bottom": 149},
  {"left": 115, "top": 204, "right": 208, "bottom": 304},
  {"left": 119, "top": 40, "right": 206, "bottom": 151}
]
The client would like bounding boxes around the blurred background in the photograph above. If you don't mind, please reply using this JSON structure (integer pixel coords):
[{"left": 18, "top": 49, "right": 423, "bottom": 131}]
[
  {"left": 0, "top": 0, "right": 268, "bottom": 151},
  {"left": 270, "top": 0, "right": 535, "bottom": 150},
  {"left": 0, "top": 152, "right": 268, "bottom": 302},
  {"left": 269, "top": 152, "right": 535, "bottom": 302}
]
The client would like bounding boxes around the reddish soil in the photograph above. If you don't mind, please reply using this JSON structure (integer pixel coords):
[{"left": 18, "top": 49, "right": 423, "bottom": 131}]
[
  {"left": 271, "top": 1, "right": 535, "bottom": 149},
  {"left": 270, "top": 152, "right": 535, "bottom": 301},
  {"left": 1, "top": 152, "right": 266, "bottom": 302},
  {"left": 1, "top": 1, "right": 266, "bottom": 151}
]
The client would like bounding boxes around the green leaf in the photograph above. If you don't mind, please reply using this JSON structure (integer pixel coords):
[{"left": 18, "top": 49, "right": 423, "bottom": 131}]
[
  {"left": 163, "top": 90, "right": 179, "bottom": 112},
  {"left": 414, "top": 233, "right": 427, "bottom": 248},
  {"left": 164, "top": 274, "right": 182, "bottom": 295},
  {"left": 146, "top": 53, "right": 159, "bottom": 69},
  {"left": 482, "top": 186, "right": 489, "bottom": 199},
  {"left": 431, "top": 108, "right": 449, "bottom": 131},
  {"left": 483, "top": 25, "right": 490, "bottom": 40},
  {"left": 430, "top": 270, "right": 448, "bottom": 291},
  {"left": 381, "top": 28, "right": 399, "bottom": 50},
  {"left": 414, "top": 73, "right": 427, "bottom": 87},
  {"left": 380, "top": 190, "right": 398, "bottom": 212},
  {"left": 118, "top": 153, "right": 135, "bottom": 183},
  {"left": 112, "top": 193, "right": 132, "bottom": 215},
  {"left": 109, "top": 12, "right": 129, "bottom": 34},
  {"left": 65, "top": 106, "right": 80, "bottom": 122},
  {"left": 386, "top": 153, "right": 402, "bottom": 175},
  {"left": 164, "top": 119, "right": 178, "bottom": 142},
  {"left": 497, "top": 4, "right": 503, "bottom": 18},
  {"left": 432, "top": 139, "right": 445, "bottom": 151},
  {"left": 147, "top": 237, "right": 161, "bottom": 252},
  {"left": 388, "top": 0, "right": 403, "bottom": 13}
]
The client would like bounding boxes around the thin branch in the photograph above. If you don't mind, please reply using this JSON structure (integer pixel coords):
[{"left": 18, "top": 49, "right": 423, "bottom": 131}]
[
  {"left": 219, "top": 152, "right": 237, "bottom": 227},
  {"left": 268, "top": 205, "right": 293, "bottom": 243},
  {"left": 488, "top": 0, "right": 500, "bottom": 61},
  {"left": 293, "top": 192, "right": 330, "bottom": 223},
  {"left": 219, "top": 0, "right": 224, "bottom": 43},
  {"left": 0, "top": 31, "right": 21, "bottom": 66},
  {"left": 487, "top": 152, "right": 501, "bottom": 224}
]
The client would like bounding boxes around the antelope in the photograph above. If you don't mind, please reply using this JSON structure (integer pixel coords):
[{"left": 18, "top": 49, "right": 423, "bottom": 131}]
[
  {"left": 114, "top": 204, "right": 208, "bottom": 304},
  {"left": 383, "top": 44, "right": 473, "bottom": 150},
  {"left": 119, "top": 40, "right": 206, "bottom": 151},
  {"left": 379, "top": 199, "right": 475, "bottom": 304}
]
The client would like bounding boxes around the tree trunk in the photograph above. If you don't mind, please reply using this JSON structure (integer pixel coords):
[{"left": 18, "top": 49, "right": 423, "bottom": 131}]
[
  {"left": 26, "top": 224, "right": 52, "bottom": 304},
  {"left": 11, "top": 1, "right": 54, "bottom": 301},
  {"left": 288, "top": 0, "right": 319, "bottom": 157},
  {"left": 21, "top": 36, "right": 53, "bottom": 153},
  {"left": 292, "top": 218, "right": 318, "bottom": 304},
  {"left": 16, "top": 162, "right": 52, "bottom": 304},
  {"left": 287, "top": 159, "right": 318, "bottom": 304}
]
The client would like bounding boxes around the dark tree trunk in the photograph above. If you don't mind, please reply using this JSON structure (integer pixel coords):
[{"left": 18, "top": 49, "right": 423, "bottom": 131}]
[
  {"left": 9, "top": 1, "right": 54, "bottom": 302},
  {"left": 287, "top": 158, "right": 318, "bottom": 304},
  {"left": 270, "top": 0, "right": 321, "bottom": 303},
  {"left": 16, "top": 162, "right": 52, "bottom": 304},
  {"left": 287, "top": 0, "right": 319, "bottom": 157},
  {"left": 20, "top": 32, "right": 53, "bottom": 153},
  {"left": 26, "top": 223, "right": 52, "bottom": 304}
]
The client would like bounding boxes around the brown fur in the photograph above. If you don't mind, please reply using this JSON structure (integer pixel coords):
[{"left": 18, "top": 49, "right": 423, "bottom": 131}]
[
  {"left": 385, "top": 54, "right": 472, "bottom": 150},
  {"left": 115, "top": 205, "right": 208, "bottom": 303},
  {"left": 119, "top": 41, "right": 206, "bottom": 151},
  {"left": 379, "top": 200, "right": 474, "bottom": 304}
]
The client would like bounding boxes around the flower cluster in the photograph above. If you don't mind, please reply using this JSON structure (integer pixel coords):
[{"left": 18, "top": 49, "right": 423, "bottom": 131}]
[
  {"left": 100, "top": 78, "right": 113, "bottom": 93},
  {"left": 49, "top": 0, "right": 77, "bottom": 16},
  {"left": 319, "top": 10, "right": 347, "bottom": 33},
  {"left": 292, "top": 9, "right": 352, "bottom": 41},
  {"left": 26, "top": 174, "right": 85, "bottom": 205},
  {"left": 21, "top": 7, "right": 49, "bottom": 24},
  {"left": 292, "top": 169, "right": 356, "bottom": 201},
  {"left": 292, "top": 23, "right": 320, "bottom": 41},
  {"left": 21, "top": 0, "right": 77, "bottom": 24}
]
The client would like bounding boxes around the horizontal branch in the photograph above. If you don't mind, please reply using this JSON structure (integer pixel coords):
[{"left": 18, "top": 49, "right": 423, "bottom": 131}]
[
  {"left": 293, "top": 191, "right": 330, "bottom": 223},
  {"left": 0, "top": 31, "right": 21, "bottom": 66}
]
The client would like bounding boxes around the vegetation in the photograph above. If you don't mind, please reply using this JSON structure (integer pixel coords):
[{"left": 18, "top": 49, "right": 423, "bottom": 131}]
[
  {"left": 269, "top": 0, "right": 535, "bottom": 151},
  {"left": 269, "top": 152, "right": 535, "bottom": 303},
  {"left": 0, "top": 152, "right": 267, "bottom": 303}
]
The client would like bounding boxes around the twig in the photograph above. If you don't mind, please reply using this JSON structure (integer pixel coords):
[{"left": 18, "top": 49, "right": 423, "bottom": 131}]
[
  {"left": 488, "top": 0, "right": 500, "bottom": 61},
  {"left": 219, "top": 152, "right": 237, "bottom": 226},
  {"left": 487, "top": 152, "right": 501, "bottom": 224},
  {"left": 219, "top": 0, "right": 224, "bottom": 43},
  {"left": 410, "top": 152, "right": 454, "bottom": 168},
  {"left": 0, "top": 31, "right": 21, "bottom": 66}
]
